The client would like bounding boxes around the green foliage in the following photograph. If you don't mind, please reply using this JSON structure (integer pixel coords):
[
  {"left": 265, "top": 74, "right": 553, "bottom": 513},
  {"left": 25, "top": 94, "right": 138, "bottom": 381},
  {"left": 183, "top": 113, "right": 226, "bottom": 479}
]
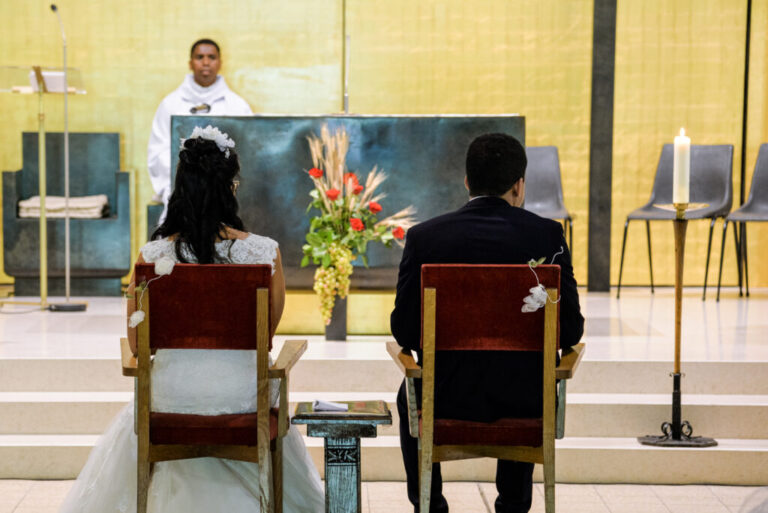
[{"left": 302, "top": 192, "right": 396, "bottom": 270}]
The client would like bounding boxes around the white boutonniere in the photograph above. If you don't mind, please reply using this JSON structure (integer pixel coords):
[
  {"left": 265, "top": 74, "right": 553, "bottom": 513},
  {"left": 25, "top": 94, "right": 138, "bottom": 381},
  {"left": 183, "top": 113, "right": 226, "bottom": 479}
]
[
  {"left": 154, "top": 256, "right": 175, "bottom": 276},
  {"left": 127, "top": 258, "right": 176, "bottom": 328},
  {"left": 521, "top": 248, "right": 564, "bottom": 313}
]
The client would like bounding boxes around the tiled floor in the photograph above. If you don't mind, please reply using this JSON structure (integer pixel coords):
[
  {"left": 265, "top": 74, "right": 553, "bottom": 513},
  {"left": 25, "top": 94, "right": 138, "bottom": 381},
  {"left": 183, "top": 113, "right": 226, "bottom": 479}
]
[{"left": 0, "top": 480, "right": 765, "bottom": 513}]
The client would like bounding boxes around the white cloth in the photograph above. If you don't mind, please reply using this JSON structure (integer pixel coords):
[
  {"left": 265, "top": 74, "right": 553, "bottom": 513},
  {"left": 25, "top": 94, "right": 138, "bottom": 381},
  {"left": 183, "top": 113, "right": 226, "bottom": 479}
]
[
  {"left": 18, "top": 194, "right": 109, "bottom": 218},
  {"left": 59, "top": 234, "right": 324, "bottom": 513},
  {"left": 147, "top": 74, "right": 252, "bottom": 214}
]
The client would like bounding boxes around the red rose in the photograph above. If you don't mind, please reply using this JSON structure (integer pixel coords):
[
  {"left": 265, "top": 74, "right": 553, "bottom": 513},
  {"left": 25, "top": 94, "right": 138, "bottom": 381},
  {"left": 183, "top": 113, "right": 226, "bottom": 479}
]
[
  {"left": 353, "top": 185, "right": 364, "bottom": 195},
  {"left": 350, "top": 218, "right": 364, "bottom": 231},
  {"left": 326, "top": 188, "right": 340, "bottom": 201},
  {"left": 308, "top": 167, "right": 323, "bottom": 178},
  {"left": 368, "top": 201, "right": 382, "bottom": 213},
  {"left": 343, "top": 173, "right": 359, "bottom": 186},
  {"left": 392, "top": 226, "right": 405, "bottom": 240}
]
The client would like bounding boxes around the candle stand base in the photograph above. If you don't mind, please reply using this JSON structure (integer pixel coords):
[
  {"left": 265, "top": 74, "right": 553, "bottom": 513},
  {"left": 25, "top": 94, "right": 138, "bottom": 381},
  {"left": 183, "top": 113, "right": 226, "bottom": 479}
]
[{"left": 638, "top": 373, "right": 717, "bottom": 448}]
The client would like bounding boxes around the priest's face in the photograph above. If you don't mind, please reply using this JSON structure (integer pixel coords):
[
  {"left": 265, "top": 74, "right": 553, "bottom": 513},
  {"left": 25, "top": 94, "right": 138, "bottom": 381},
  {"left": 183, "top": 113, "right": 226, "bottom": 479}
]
[{"left": 189, "top": 43, "right": 221, "bottom": 88}]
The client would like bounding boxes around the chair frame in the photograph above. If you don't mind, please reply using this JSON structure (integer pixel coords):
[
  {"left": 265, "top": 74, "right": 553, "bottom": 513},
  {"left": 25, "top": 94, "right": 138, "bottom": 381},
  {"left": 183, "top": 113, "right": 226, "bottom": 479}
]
[
  {"left": 387, "top": 285, "right": 584, "bottom": 513},
  {"left": 121, "top": 283, "right": 307, "bottom": 513}
]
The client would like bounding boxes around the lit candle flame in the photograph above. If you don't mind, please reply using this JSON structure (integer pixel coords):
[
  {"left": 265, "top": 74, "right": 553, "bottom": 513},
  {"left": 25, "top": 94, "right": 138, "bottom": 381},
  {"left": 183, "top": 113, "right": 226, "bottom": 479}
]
[{"left": 680, "top": 128, "right": 686, "bottom": 137}]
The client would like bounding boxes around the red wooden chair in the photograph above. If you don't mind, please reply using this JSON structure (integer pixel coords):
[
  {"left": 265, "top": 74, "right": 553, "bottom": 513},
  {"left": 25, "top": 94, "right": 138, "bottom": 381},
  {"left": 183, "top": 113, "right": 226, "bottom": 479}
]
[
  {"left": 120, "top": 263, "right": 306, "bottom": 513},
  {"left": 387, "top": 264, "right": 584, "bottom": 513}
]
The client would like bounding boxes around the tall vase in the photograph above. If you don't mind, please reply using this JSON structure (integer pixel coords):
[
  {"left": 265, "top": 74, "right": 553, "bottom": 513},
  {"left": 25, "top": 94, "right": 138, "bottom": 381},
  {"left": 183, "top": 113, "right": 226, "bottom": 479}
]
[{"left": 325, "top": 296, "right": 347, "bottom": 341}]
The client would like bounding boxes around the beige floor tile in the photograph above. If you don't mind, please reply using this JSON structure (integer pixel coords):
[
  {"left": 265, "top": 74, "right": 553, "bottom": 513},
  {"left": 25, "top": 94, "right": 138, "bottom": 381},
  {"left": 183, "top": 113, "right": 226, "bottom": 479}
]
[
  {"left": 14, "top": 482, "right": 72, "bottom": 509},
  {"left": 0, "top": 480, "right": 32, "bottom": 513},
  {"left": 596, "top": 484, "right": 659, "bottom": 499},
  {"left": 664, "top": 505, "right": 731, "bottom": 513},
  {"left": 557, "top": 483, "right": 601, "bottom": 499},
  {"left": 653, "top": 484, "right": 718, "bottom": 501},
  {"left": 367, "top": 481, "right": 408, "bottom": 502},
  {"left": 606, "top": 506, "right": 671, "bottom": 513},
  {"left": 552, "top": 502, "right": 611, "bottom": 513},
  {"left": 361, "top": 482, "right": 370, "bottom": 513},
  {"left": 736, "top": 487, "right": 768, "bottom": 513},
  {"left": 0, "top": 502, "right": 20, "bottom": 513},
  {"left": 710, "top": 485, "right": 764, "bottom": 508},
  {"left": 368, "top": 500, "right": 413, "bottom": 513}
]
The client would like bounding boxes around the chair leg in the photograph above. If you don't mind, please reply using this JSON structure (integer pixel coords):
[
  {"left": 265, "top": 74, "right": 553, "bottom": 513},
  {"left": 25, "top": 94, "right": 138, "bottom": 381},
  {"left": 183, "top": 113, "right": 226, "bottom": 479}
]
[
  {"left": 419, "top": 446, "right": 433, "bottom": 513},
  {"left": 702, "top": 218, "right": 716, "bottom": 300},
  {"left": 259, "top": 445, "right": 274, "bottom": 513},
  {"left": 645, "top": 221, "right": 654, "bottom": 293},
  {"left": 617, "top": 220, "right": 630, "bottom": 299},
  {"left": 137, "top": 460, "right": 151, "bottom": 513},
  {"left": 742, "top": 224, "right": 750, "bottom": 297},
  {"left": 544, "top": 451, "right": 555, "bottom": 513},
  {"left": 734, "top": 224, "right": 743, "bottom": 296},
  {"left": 272, "top": 441, "right": 284, "bottom": 513},
  {"left": 716, "top": 220, "right": 729, "bottom": 302}
]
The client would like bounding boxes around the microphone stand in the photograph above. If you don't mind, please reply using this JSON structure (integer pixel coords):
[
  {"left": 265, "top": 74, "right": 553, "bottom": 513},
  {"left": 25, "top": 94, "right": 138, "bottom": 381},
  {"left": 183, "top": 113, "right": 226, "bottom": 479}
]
[{"left": 50, "top": 4, "right": 86, "bottom": 312}]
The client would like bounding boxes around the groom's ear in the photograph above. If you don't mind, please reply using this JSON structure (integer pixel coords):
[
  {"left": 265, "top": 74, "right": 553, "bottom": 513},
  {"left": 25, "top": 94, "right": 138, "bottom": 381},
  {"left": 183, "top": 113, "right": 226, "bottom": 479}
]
[{"left": 464, "top": 176, "right": 470, "bottom": 192}]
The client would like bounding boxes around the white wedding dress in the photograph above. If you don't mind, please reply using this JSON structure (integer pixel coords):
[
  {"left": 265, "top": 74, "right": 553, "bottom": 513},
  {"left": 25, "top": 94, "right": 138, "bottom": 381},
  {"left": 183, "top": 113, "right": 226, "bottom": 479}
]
[{"left": 59, "top": 234, "right": 325, "bottom": 513}]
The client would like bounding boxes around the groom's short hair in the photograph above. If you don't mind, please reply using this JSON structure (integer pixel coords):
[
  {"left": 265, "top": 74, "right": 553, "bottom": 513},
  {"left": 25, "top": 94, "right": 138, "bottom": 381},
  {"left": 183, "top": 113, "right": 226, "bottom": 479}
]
[{"left": 465, "top": 133, "right": 527, "bottom": 197}]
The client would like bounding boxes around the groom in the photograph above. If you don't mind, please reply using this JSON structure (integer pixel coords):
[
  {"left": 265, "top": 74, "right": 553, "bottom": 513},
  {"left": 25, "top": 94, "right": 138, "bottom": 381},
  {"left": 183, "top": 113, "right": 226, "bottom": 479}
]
[{"left": 390, "top": 133, "right": 584, "bottom": 513}]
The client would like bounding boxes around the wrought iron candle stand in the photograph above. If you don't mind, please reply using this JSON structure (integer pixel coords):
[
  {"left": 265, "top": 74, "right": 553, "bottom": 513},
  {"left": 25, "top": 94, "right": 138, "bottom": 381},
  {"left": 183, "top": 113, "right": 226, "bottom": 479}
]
[{"left": 638, "top": 202, "right": 717, "bottom": 448}]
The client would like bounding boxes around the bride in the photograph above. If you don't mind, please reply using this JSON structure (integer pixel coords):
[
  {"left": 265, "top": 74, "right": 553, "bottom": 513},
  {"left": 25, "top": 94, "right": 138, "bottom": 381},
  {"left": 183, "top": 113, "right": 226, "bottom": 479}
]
[{"left": 59, "top": 126, "right": 325, "bottom": 513}]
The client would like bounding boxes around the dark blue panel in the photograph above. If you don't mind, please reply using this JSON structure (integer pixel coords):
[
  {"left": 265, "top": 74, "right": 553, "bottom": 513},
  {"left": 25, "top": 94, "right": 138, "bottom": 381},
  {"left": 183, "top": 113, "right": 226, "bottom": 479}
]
[{"left": 170, "top": 115, "right": 525, "bottom": 276}]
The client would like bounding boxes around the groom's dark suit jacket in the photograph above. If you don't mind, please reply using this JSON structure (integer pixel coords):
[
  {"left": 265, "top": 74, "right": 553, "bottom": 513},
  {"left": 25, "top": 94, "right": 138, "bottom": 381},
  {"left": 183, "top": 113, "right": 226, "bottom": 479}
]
[{"left": 390, "top": 196, "right": 584, "bottom": 422}]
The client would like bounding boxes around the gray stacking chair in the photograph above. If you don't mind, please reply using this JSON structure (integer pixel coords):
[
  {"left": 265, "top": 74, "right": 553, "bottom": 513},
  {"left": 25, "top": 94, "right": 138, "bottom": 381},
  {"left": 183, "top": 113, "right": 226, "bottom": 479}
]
[
  {"left": 716, "top": 143, "right": 768, "bottom": 301},
  {"left": 524, "top": 146, "right": 573, "bottom": 252},
  {"left": 616, "top": 144, "right": 733, "bottom": 300}
]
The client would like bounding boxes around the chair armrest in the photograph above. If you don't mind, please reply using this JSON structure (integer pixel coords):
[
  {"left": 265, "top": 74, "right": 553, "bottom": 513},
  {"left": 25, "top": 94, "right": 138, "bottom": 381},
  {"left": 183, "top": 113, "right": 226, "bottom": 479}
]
[
  {"left": 556, "top": 343, "right": 585, "bottom": 380},
  {"left": 120, "top": 337, "right": 137, "bottom": 377},
  {"left": 269, "top": 339, "right": 307, "bottom": 379},
  {"left": 386, "top": 341, "right": 422, "bottom": 379}
]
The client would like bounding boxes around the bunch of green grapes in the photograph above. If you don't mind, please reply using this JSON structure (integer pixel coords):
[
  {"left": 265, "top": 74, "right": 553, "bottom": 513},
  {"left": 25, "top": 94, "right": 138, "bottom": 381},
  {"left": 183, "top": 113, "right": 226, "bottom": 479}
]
[{"left": 314, "top": 243, "right": 354, "bottom": 324}]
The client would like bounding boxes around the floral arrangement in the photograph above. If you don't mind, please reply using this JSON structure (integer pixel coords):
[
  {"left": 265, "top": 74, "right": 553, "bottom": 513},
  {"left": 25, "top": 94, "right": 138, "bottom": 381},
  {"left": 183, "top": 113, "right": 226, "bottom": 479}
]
[
  {"left": 127, "top": 256, "right": 175, "bottom": 327},
  {"left": 301, "top": 125, "right": 416, "bottom": 324}
]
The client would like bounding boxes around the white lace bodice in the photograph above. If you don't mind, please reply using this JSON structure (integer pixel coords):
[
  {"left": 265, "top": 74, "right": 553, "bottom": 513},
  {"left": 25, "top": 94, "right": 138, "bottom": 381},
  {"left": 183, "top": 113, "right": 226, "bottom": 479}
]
[
  {"left": 140, "top": 234, "right": 279, "bottom": 273},
  {"left": 139, "top": 234, "right": 280, "bottom": 414}
]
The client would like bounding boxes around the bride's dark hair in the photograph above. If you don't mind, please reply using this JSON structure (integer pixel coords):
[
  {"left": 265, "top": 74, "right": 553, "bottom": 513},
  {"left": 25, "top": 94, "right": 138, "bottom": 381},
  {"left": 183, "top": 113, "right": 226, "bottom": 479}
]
[{"left": 152, "top": 136, "right": 245, "bottom": 263}]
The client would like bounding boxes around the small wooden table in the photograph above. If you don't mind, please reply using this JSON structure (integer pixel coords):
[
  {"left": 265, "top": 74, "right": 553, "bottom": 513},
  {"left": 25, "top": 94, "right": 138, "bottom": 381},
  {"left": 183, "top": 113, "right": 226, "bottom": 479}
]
[{"left": 292, "top": 400, "right": 392, "bottom": 513}]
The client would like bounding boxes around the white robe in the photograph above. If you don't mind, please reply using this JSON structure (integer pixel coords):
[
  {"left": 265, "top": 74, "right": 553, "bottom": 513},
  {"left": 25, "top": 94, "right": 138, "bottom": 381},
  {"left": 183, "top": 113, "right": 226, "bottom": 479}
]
[{"left": 147, "top": 74, "right": 253, "bottom": 210}]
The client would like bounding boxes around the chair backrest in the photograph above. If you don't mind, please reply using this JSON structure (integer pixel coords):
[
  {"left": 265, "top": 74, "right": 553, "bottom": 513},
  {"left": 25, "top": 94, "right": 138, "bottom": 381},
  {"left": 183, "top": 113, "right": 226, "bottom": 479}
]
[
  {"left": 421, "top": 264, "right": 561, "bottom": 352},
  {"left": 745, "top": 143, "right": 768, "bottom": 207},
  {"left": 647, "top": 144, "right": 733, "bottom": 213},
  {"left": 134, "top": 263, "right": 272, "bottom": 351},
  {"left": 523, "top": 146, "right": 568, "bottom": 214}
]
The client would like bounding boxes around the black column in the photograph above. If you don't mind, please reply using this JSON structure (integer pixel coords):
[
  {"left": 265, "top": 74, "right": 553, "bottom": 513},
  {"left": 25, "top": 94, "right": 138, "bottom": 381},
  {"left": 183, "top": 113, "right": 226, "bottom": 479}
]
[{"left": 587, "top": 0, "right": 618, "bottom": 291}]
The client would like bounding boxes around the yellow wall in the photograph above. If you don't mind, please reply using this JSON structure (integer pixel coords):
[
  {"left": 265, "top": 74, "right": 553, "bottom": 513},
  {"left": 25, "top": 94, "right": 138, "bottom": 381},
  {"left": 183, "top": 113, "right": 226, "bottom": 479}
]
[
  {"left": 613, "top": 0, "right": 768, "bottom": 288},
  {"left": 1, "top": 1, "right": 766, "bottom": 333},
  {"left": 0, "top": 0, "right": 342, "bottom": 284}
]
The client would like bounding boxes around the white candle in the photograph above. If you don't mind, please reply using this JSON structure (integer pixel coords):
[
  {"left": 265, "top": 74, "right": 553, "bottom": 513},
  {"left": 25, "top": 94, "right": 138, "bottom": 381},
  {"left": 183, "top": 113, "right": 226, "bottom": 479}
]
[{"left": 673, "top": 128, "right": 690, "bottom": 204}]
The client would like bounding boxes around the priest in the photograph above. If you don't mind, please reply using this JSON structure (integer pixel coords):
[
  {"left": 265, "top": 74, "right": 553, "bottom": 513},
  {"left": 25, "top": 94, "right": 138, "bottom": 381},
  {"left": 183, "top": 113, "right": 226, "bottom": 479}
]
[{"left": 147, "top": 38, "right": 253, "bottom": 218}]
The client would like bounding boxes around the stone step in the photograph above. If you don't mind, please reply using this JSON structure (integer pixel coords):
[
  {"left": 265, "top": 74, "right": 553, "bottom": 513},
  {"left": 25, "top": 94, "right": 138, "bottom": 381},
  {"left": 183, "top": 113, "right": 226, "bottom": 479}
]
[
  {"left": 2, "top": 392, "right": 767, "bottom": 440},
  {"left": 1, "top": 434, "right": 766, "bottom": 485},
  {"left": 2, "top": 355, "right": 767, "bottom": 395}
]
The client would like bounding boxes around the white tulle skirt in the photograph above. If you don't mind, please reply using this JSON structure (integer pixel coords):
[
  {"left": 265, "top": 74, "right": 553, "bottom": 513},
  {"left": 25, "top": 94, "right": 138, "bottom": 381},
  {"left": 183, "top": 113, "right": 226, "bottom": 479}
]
[{"left": 58, "top": 403, "right": 324, "bottom": 513}]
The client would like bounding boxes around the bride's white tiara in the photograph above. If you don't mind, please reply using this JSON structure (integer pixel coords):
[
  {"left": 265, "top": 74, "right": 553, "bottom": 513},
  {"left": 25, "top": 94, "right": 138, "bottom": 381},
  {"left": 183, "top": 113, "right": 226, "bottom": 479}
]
[{"left": 180, "top": 125, "right": 235, "bottom": 158}]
